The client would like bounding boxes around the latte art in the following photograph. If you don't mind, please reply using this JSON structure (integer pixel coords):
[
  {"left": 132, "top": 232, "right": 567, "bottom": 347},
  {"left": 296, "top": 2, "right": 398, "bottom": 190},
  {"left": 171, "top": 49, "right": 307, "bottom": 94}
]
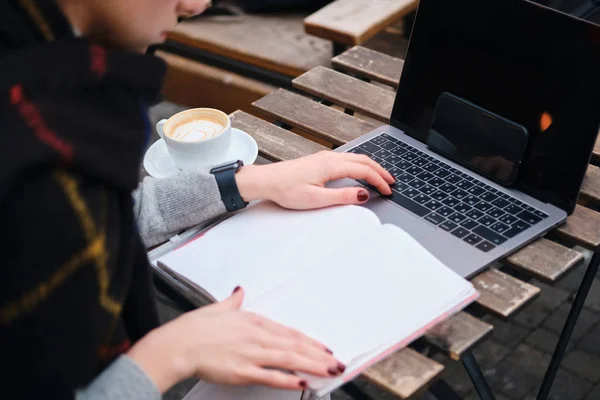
[{"left": 169, "top": 119, "right": 226, "bottom": 142}]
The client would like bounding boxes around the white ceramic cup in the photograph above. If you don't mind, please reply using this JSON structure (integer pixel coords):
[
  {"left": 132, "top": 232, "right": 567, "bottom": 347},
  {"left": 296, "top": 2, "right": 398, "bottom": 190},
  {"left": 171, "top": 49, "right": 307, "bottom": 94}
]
[{"left": 156, "top": 108, "right": 232, "bottom": 170}]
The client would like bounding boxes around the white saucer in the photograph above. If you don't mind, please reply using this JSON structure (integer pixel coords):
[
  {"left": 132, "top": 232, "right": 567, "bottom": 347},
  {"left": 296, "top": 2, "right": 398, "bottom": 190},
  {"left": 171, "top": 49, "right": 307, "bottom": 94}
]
[{"left": 143, "top": 128, "right": 258, "bottom": 179}]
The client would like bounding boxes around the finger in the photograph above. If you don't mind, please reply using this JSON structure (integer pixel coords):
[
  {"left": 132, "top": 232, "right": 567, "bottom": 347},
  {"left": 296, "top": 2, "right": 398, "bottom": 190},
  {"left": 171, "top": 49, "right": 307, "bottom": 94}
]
[
  {"left": 333, "top": 162, "right": 392, "bottom": 195},
  {"left": 255, "top": 334, "right": 341, "bottom": 371},
  {"left": 305, "top": 186, "right": 371, "bottom": 208},
  {"left": 206, "top": 286, "right": 245, "bottom": 312},
  {"left": 343, "top": 153, "right": 395, "bottom": 184},
  {"left": 252, "top": 348, "right": 341, "bottom": 378},
  {"left": 239, "top": 367, "right": 307, "bottom": 391}
]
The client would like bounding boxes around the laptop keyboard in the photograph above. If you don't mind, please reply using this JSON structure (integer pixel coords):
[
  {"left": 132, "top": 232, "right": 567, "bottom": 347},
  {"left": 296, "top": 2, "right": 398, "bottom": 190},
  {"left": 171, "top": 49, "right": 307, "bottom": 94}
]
[{"left": 347, "top": 133, "right": 549, "bottom": 253}]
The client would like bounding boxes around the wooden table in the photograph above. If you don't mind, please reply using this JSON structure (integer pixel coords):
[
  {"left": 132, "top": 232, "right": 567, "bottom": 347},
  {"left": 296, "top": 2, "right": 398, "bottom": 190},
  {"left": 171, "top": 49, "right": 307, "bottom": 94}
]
[{"left": 212, "top": 45, "right": 600, "bottom": 399}]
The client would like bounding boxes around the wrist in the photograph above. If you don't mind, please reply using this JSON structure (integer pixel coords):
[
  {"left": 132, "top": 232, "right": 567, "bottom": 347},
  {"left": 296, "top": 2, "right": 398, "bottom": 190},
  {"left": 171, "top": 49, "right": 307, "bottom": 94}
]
[
  {"left": 235, "top": 164, "right": 269, "bottom": 202},
  {"left": 127, "top": 327, "right": 190, "bottom": 394}
]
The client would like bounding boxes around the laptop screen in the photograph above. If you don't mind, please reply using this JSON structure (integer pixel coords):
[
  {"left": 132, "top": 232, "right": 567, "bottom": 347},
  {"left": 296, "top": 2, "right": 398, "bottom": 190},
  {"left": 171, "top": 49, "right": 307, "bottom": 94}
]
[{"left": 391, "top": 0, "right": 600, "bottom": 213}]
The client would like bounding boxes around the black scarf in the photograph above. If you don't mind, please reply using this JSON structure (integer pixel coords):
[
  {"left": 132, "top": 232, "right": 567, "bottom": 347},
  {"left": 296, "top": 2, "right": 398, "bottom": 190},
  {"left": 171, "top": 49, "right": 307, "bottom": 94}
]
[{"left": 0, "top": 1, "right": 167, "bottom": 397}]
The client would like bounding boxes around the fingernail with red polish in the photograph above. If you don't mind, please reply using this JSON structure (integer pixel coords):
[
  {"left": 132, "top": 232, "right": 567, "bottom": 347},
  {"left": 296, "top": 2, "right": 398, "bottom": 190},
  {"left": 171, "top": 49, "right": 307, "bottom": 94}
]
[
  {"left": 233, "top": 286, "right": 241, "bottom": 294},
  {"left": 357, "top": 190, "right": 369, "bottom": 202},
  {"left": 299, "top": 381, "right": 307, "bottom": 388},
  {"left": 328, "top": 367, "right": 340, "bottom": 376},
  {"left": 325, "top": 348, "right": 333, "bottom": 355},
  {"left": 337, "top": 363, "right": 346, "bottom": 373}
]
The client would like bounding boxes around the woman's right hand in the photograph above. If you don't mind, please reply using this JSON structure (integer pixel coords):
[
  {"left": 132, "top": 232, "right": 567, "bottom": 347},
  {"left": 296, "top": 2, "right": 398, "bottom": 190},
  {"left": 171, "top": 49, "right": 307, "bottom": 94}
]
[{"left": 127, "top": 287, "right": 344, "bottom": 393}]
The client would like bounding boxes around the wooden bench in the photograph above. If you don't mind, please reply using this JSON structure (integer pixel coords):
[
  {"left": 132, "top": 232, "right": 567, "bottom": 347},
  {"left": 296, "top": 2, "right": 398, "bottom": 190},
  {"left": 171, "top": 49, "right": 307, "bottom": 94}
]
[
  {"left": 220, "top": 45, "right": 600, "bottom": 397},
  {"left": 304, "top": 0, "right": 418, "bottom": 55}
]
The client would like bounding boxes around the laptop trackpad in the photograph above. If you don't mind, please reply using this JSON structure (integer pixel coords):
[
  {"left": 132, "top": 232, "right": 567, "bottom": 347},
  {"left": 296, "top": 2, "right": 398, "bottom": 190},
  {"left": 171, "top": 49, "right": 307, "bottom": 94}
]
[{"left": 363, "top": 196, "right": 435, "bottom": 240}]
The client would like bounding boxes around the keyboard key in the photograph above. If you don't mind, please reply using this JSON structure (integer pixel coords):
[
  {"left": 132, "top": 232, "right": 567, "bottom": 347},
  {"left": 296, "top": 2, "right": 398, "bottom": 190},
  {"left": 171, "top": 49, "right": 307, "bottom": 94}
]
[
  {"left": 448, "top": 212, "right": 467, "bottom": 224},
  {"left": 392, "top": 181, "right": 408, "bottom": 192},
  {"left": 490, "top": 221, "right": 510, "bottom": 235},
  {"left": 395, "top": 159, "right": 411, "bottom": 169},
  {"left": 451, "top": 227, "right": 469, "bottom": 239},
  {"left": 417, "top": 171, "right": 435, "bottom": 182},
  {"left": 397, "top": 173, "right": 414, "bottom": 183},
  {"left": 460, "top": 219, "right": 479, "bottom": 230},
  {"left": 389, "top": 191, "right": 430, "bottom": 217},
  {"left": 440, "top": 220, "right": 458, "bottom": 231},
  {"left": 487, "top": 207, "right": 504, "bottom": 219},
  {"left": 392, "top": 147, "right": 408, "bottom": 156},
  {"left": 386, "top": 154, "right": 402, "bottom": 164},
  {"left": 432, "top": 191, "right": 449, "bottom": 201},
  {"left": 423, "top": 163, "right": 440, "bottom": 172},
  {"left": 381, "top": 133, "right": 399, "bottom": 142},
  {"left": 424, "top": 200, "right": 444, "bottom": 211},
  {"left": 420, "top": 185, "right": 437, "bottom": 195},
  {"left": 480, "top": 192, "right": 498, "bottom": 202},
  {"left": 442, "top": 196, "right": 460, "bottom": 207},
  {"left": 505, "top": 204, "right": 523, "bottom": 215},
  {"left": 533, "top": 209, "right": 549, "bottom": 219},
  {"left": 517, "top": 210, "right": 543, "bottom": 225},
  {"left": 467, "top": 186, "right": 485, "bottom": 196},
  {"left": 491, "top": 197, "right": 511, "bottom": 209},
  {"left": 503, "top": 220, "right": 532, "bottom": 238},
  {"left": 476, "top": 241, "right": 496, "bottom": 252},
  {"left": 454, "top": 203, "right": 472, "bottom": 214},
  {"left": 380, "top": 141, "right": 398, "bottom": 151},
  {"left": 406, "top": 166, "right": 423, "bottom": 176},
  {"left": 478, "top": 215, "right": 496, "bottom": 227},
  {"left": 439, "top": 183, "right": 456, "bottom": 193},
  {"left": 388, "top": 167, "right": 404, "bottom": 178},
  {"left": 359, "top": 142, "right": 380, "bottom": 153},
  {"left": 379, "top": 162, "right": 394, "bottom": 171},
  {"left": 464, "top": 195, "right": 480, "bottom": 206},
  {"left": 348, "top": 147, "right": 369, "bottom": 156},
  {"left": 513, "top": 199, "right": 526, "bottom": 208},
  {"left": 451, "top": 189, "right": 468, "bottom": 200},
  {"left": 373, "top": 149, "right": 391, "bottom": 159},
  {"left": 429, "top": 177, "right": 446, "bottom": 187},
  {"left": 370, "top": 136, "right": 387, "bottom": 146},
  {"left": 413, "top": 157, "right": 429, "bottom": 167},
  {"left": 473, "top": 226, "right": 508, "bottom": 246},
  {"left": 425, "top": 212, "right": 445, "bottom": 225},
  {"left": 446, "top": 174, "right": 462, "bottom": 184},
  {"left": 402, "top": 187, "right": 420, "bottom": 198},
  {"left": 498, "top": 213, "right": 518, "bottom": 225},
  {"left": 464, "top": 233, "right": 483, "bottom": 246},
  {"left": 413, "top": 194, "right": 432, "bottom": 205},
  {"left": 433, "top": 168, "right": 452, "bottom": 178},
  {"left": 466, "top": 208, "right": 485, "bottom": 220},
  {"left": 456, "top": 180, "right": 474, "bottom": 190},
  {"left": 408, "top": 178, "right": 427, "bottom": 190},
  {"left": 474, "top": 201, "right": 493, "bottom": 212},
  {"left": 437, "top": 206, "right": 455, "bottom": 217},
  {"left": 402, "top": 152, "right": 419, "bottom": 161}
]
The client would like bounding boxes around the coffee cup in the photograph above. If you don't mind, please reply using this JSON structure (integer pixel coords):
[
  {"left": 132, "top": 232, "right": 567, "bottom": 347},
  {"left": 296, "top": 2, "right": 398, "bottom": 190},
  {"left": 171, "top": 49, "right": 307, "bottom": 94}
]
[{"left": 156, "top": 108, "right": 232, "bottom": 170}]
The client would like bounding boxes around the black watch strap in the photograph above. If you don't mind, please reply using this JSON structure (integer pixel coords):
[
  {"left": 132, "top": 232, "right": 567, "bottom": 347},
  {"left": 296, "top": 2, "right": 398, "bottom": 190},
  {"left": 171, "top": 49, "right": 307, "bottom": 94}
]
[{"left": 210, "top": 160, "right": 248, "bottom": 212}]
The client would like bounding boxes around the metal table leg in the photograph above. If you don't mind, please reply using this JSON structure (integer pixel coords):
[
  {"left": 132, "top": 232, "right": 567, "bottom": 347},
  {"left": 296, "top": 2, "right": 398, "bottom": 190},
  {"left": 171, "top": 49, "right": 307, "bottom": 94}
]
[
  {"left": 537, "top": 248, "right": 600, "bottom": 400},
  {"left": 462, "top": 352, "right": 496, "bottom": 400}
]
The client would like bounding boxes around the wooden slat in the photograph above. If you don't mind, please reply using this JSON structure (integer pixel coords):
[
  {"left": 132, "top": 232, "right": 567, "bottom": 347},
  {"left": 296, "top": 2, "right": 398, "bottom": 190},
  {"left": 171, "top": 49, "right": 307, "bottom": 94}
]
[
  {"left": 362, "top": 348, "right": 444, "bottom": 399},
  {"left": 424, "top": 312, "right": 493, "bottom": 361},
  {"left": 581, "top": 164, "right": 600, "bottom": 204},
  {"left": 556, "top": 205, "right": 600, "bottom": 249},
  {"left": 168, "top": 14, "right": 332, "bottom": 77},
  {"left": 471, "top": 268, "right": 540, "bottom": 318},
  {"left": 230, "top": 111, "right": 327, "bottom": 161},
  {"left": 305, "top": 0, "right": 419, "bottom": 46},
  {"left": 293, "top": 66, "right": 394, "bottom": 121},
  {"left": 332, "top": 46, "right": 404, "bottom": 87},
  {"left": 505, "top": 238, "right": 584, "bottom": 283},
  {"left": 253, "top": 89, "right": 378, "bottom": 145}
]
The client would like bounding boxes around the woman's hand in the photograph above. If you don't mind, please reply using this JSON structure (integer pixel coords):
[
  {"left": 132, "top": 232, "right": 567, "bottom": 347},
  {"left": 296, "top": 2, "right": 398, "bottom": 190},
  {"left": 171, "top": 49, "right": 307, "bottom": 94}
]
[
  {"left": 127, "top": 288, "right": 344, "bottom": 393},
  {"left": 235, "top": 151, "right": 395, "bottom": 210}
]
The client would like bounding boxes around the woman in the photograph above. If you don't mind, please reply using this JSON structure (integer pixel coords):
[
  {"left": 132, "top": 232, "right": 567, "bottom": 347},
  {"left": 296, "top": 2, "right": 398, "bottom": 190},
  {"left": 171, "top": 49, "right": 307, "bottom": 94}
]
[{"left": 0, "top": 0, "right": 394, "bottom": 399}]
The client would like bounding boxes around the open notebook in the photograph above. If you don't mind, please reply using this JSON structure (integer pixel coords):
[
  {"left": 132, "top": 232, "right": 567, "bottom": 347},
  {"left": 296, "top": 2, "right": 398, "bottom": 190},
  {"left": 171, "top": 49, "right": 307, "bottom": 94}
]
[{"left": 154, "top": 201, "right": 479, "bottom": 398}]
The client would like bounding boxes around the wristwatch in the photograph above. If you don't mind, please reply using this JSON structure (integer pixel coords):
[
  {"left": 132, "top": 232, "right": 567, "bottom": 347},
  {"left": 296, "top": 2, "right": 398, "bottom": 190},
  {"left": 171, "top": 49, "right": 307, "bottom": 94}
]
[{"left": 210, "top": 160, "right": 248, "bottom": 212}]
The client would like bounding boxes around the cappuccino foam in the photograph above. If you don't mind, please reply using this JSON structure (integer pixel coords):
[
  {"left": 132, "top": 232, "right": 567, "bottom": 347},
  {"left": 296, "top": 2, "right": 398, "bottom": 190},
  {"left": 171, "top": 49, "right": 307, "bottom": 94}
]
[{"left": 170, "top": 118, "right": 225, "bottom": 142}]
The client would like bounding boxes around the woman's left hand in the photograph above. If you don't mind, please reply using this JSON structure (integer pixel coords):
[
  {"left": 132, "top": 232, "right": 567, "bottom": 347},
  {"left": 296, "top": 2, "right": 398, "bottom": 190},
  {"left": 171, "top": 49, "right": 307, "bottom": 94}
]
[{"left": 235, "top": 151, "right": 395, "bottom": 210}]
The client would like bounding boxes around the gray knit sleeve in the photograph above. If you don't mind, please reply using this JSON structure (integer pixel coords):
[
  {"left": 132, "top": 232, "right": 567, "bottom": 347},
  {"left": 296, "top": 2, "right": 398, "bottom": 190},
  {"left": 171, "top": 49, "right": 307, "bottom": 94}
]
[
  {"left": 75, "top": 355, "right": 160, "bottom": 400},
  {"left": 133, "top": 168, "right": 227, "bottom": 248}
]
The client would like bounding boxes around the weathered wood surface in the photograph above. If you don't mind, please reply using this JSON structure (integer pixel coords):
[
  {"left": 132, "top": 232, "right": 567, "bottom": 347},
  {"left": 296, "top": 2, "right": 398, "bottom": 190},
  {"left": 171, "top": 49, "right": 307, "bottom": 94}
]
[
  {"left": 332, "top": 46, "right": 403, "bottom": 87},
  {"left": 305, "top": 0, "right": 418, "bottom": 46}
]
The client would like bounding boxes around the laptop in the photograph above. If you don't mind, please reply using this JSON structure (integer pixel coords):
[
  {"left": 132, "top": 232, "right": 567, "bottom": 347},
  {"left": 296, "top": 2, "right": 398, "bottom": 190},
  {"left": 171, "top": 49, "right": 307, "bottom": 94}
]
[{"left": 329, "top": 0, "right": 600, "bottom": 278}]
